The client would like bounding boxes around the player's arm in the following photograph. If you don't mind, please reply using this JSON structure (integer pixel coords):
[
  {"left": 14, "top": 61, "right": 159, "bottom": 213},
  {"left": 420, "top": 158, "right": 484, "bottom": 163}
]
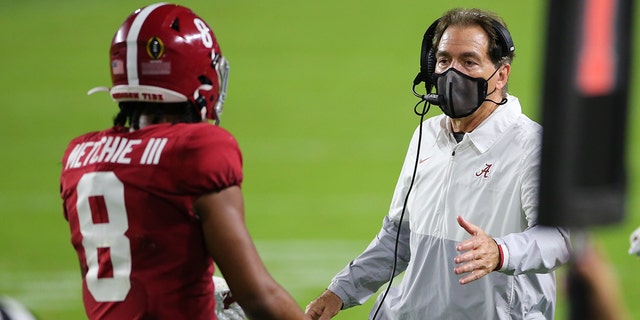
[{"left": 194, "top": 186, "right": 307, "bottom": 320}]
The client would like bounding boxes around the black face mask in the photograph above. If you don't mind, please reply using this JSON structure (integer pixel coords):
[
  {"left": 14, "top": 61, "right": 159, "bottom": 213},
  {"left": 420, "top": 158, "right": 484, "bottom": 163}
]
[{"left": 432, "top": 67, "right": 500, "bottom": 118}]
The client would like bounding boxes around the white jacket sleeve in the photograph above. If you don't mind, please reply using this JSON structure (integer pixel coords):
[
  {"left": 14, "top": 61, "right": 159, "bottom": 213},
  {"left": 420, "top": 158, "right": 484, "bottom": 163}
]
[
  {"left": 327, "top": 216, "right": 411, "bottom": 309},
  {"left": 494, "top": 226, "right": 570, "bottom": 275},
  {"left": 494, "top": 143, "right": 571, "bottom": 275}
]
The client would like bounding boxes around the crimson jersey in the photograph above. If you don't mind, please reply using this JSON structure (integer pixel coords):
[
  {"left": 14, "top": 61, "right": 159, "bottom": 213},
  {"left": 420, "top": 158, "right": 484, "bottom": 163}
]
[{"left": 60, "top": 123, "right": 243, "bottom": 320}]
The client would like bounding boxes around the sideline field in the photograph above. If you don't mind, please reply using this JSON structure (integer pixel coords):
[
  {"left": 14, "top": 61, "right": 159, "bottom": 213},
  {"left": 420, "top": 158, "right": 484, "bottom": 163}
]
[{"left": 1, "top": 1, "right": 639, "bottom": 319}]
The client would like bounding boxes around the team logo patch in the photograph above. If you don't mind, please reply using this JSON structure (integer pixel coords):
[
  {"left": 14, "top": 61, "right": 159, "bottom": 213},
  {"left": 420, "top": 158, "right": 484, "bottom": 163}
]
[
  {"left": 146, "top": 36, "right": 165, "bottom": 59},
  {"left": 475, "top": 163, "right": 493, "bottom": 179}
]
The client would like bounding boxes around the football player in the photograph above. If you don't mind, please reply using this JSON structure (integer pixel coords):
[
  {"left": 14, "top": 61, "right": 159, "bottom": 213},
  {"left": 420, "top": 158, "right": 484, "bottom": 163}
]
[{"left": 60, "top": 3, "right": 307, "bottom": 319}]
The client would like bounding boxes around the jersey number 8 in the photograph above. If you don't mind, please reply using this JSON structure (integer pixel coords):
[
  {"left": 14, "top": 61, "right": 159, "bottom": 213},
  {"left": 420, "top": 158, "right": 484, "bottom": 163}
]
[{"left": 77, "top": 172, "right": 132, "bottom": 301}]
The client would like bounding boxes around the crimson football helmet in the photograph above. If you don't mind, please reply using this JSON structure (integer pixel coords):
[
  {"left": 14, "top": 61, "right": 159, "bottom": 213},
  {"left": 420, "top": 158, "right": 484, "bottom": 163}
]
[{"left": 89, "top": 3, "right": 229, "bottom": 123}]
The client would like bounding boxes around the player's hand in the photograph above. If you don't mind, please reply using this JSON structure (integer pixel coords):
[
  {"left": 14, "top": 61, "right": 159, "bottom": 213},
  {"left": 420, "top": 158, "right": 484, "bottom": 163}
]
[
  {"left": 453, "top": 216, "right": 500, "bottom": 285},
  {"left": 305, "top": 290, "right": 342, "bottom": 320}
]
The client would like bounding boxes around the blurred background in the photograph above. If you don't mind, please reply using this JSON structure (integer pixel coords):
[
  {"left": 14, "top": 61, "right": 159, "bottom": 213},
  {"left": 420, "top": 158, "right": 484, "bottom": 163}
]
[{"left": 0, "top": 0, "right": 638, "bottom": 318}]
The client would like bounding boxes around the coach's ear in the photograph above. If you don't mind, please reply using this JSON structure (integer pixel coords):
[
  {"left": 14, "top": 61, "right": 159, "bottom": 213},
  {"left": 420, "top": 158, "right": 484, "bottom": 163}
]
[{"left": 495, "top": 63, "right": 511, "bottom": 91}]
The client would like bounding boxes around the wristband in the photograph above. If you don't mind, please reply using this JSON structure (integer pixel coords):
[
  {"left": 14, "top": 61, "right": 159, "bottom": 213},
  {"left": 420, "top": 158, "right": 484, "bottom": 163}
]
[{"left": 494, "top": 243, "right": 504, "bottom": 271}]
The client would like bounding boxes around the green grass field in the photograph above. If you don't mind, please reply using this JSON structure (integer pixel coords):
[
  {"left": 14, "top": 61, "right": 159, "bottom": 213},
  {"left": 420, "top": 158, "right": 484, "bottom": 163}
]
[{"left": 1, "top": 0, "right": 639, "bottom": 319}]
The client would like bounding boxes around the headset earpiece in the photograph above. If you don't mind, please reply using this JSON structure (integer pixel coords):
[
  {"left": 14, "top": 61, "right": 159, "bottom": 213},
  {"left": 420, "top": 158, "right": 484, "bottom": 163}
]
[
  {"left": 425, "top": 48, "right": 437, "bottom": 92},
  {"left": 490, "top": 20, "right": 515, "bottom": 57},
  {"left": 415, "top": 19, "right": 440, "bottom": 91}
]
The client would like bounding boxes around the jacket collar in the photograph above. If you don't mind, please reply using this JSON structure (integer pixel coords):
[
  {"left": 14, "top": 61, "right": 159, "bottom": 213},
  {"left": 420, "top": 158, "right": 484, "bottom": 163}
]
[{"left": 438, "top": 95, "right": 522, "bottom": 153}]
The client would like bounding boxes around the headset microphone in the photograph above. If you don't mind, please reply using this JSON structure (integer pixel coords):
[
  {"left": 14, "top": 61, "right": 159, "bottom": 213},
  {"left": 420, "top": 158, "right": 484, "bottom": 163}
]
[
  {"left": 411, "top": 83, "right": 443, "bottom": 106},
  {"left": 423, "top": 93, "right": 443, "bottom": 105}
]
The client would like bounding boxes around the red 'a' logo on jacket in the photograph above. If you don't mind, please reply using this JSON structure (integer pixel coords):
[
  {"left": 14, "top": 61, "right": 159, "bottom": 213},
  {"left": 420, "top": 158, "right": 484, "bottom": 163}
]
[{"left": 475, "top": 164, "right": 493, "bottom": 178}]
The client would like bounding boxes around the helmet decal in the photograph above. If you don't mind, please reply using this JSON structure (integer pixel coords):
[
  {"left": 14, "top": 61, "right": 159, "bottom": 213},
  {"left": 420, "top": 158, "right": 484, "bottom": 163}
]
[
  {"left": 193, "top": 18, "right": 214, "bottom": 48},
  {"left": 146, "top": 36, "right": 165, "bottom": 59},
  {"left": 111, "top": 59, "right": 125, "bottom": 75}
]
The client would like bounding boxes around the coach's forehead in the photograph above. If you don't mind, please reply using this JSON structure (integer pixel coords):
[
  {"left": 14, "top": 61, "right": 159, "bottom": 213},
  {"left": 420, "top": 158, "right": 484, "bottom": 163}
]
[{"left": 438, "top": 24, "right": 490, "bottom": 56}]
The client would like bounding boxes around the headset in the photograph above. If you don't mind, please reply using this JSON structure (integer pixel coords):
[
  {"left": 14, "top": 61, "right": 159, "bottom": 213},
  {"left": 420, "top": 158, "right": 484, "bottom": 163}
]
[
  {"left": 372, "top": 16, "right": 515, "bottom": 320},
  {"left": 412, "top": 17, "right": 516, "bottom": 95}
]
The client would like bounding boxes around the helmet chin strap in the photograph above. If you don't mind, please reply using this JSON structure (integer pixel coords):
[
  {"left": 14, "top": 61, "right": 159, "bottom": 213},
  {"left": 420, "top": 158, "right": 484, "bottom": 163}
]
[
  {"left": 193, "top": 84, "right": 215, "bottom": 123},
  {"left": 200, "top": 107, "right": 208, "bottom": 121},
  {"left": 212, "top": 107, "right": 222, "bottom": 125}
]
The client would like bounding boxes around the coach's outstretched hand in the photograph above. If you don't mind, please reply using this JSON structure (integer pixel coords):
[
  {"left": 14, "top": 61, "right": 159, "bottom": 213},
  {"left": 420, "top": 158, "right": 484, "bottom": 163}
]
[
  {"left": 305, "top": 289, "right": 342, "bottom": 320},
  {"left": 453, "top": 216, "right": 500, "bottom": 285}
]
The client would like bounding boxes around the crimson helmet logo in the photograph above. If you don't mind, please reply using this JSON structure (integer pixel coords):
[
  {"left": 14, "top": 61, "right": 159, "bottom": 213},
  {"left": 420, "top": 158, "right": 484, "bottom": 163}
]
[{"left": 146, "top": 36, "right": 165, "bottom": 59}]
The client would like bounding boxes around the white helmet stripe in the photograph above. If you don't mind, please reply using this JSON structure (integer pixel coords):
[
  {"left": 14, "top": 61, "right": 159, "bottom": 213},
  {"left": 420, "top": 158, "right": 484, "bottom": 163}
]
[{"left": 126, "top": 3, "right": 167, "bottom": 86}]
